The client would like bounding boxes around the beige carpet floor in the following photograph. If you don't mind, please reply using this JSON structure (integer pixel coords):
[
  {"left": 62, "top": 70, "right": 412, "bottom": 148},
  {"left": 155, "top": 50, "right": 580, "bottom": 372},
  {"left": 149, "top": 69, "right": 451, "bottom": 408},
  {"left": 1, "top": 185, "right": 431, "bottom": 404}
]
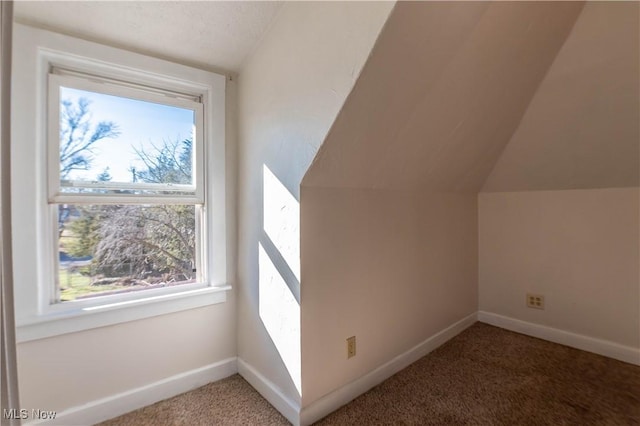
[{"left": 98, "top": 323, "right": 640, "bottom": 425}]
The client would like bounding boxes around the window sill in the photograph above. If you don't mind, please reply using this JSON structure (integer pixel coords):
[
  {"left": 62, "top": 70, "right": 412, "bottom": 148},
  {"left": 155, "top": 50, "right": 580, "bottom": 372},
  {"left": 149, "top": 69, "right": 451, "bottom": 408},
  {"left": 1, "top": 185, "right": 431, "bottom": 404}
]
[{"left": 16, "top": 285, "right": 231, "bottom": 343}]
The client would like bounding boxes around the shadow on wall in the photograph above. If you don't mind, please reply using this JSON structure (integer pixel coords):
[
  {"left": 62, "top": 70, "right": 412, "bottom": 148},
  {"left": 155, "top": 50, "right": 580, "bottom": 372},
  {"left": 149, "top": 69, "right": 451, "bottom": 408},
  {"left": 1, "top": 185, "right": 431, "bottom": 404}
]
[{"left": 258, "top": 164, "right": 301, "bottom": 395}]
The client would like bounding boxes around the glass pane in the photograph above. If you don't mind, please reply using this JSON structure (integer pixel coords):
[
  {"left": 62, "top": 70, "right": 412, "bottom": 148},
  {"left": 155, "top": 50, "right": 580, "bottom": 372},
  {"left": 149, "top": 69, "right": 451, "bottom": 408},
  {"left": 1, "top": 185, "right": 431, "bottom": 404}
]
[
  {"left": 57, "top": 204, "right": 198, "bottom": 302},
  {"left": 58, "top": 86, "right": 195, "bottom": 190}
]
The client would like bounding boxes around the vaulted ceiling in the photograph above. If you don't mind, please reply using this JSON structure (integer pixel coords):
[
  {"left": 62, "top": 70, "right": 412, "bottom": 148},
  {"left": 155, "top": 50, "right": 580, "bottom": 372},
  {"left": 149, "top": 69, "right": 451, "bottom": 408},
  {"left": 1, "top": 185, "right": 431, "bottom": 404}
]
[
  {"left": 483, "top": 2, "right": 639, "bottom": 192},
  {"left": 16, "top": 1, "right": 638, "bottom": 192},
  {"left": 303, "top": 1, "right": 639, "bottom": 192},
  {"left": 14, "top": 1, "right": 282, "bottom": 73}
]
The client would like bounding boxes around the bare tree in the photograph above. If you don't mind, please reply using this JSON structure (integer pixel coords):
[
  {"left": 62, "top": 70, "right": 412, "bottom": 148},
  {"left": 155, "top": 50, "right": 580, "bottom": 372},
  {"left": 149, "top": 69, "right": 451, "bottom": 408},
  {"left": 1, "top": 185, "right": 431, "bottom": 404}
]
[
  {"left": 57, "top": 98, "right": 120, "bottom": 237},
  {"left": 93, "top": 204, "right": 195, "bottom": 280},
  {"left": 132, "top": 138, "right": 192, "bottom": 185},
  {"left": 59, "top": 97, "right": 120, "bottom": 179},
  {"left": 68, "top": 138, "right": 196, "bottom": 283}
]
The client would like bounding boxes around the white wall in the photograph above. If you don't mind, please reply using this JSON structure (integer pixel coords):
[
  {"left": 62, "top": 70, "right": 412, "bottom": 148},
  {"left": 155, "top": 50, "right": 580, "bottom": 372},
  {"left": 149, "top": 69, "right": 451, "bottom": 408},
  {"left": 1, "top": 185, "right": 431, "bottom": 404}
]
[
  {"left": 13, "top": 43, "right": 239, "bottom": 414},
  {"left": 17, "top": 303, "right": 237, "bottom": 411},
  {"left": 478, "top": 2, "right": 639, "bottom": 358},
  {"left": 298, "top": 1, "right": 582, "bottom": 410},
  {"left": 479, "top": 188, "right": 639, "bottom": 349},
  {"left": 236, "top": 0, "right": 394, "bottom": 408},
  {"left": 301, "top": 188, "right": 477, "bottom": 406}
]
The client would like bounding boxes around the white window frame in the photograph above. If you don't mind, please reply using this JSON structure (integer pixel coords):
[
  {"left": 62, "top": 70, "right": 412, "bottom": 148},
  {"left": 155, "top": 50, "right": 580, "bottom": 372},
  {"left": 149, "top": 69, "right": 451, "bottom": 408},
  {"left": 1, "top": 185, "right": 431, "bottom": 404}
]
[{"left": 12, "top": 24, "right": 230, "bottom": 343}]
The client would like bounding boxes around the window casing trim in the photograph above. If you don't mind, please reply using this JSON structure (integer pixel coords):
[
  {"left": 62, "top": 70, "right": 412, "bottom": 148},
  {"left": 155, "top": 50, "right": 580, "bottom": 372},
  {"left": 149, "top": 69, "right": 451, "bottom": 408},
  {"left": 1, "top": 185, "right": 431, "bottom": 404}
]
[
  {"left": 12, "top": 23, "right": 229, "bottom": 341},
  {"left": 17, "top": 285, "right": 232, "bottom": 343}
]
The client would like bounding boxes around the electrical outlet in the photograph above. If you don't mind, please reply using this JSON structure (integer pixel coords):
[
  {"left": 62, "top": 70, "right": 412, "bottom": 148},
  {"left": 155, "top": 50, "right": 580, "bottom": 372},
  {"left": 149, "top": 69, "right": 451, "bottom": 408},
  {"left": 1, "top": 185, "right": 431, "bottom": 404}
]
[
  {"left": 347, "top": 336, "right": 356, "bottom": 359},
  {"left": 527, "top": 293, "right": 544, "bottom": 310}
]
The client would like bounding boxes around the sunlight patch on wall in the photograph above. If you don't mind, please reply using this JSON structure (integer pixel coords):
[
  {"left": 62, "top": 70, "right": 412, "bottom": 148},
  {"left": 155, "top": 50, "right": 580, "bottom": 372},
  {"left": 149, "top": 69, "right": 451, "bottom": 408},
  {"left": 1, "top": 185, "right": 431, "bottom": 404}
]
[
  {"left": 259, "top": 164, "right": 301, "bottom": 395},
  {"left": 263, "top": 165, "right": 300, "bottom": 281},
  {"left": 258, "top": 243, "right": 301, "bottom": 394}
]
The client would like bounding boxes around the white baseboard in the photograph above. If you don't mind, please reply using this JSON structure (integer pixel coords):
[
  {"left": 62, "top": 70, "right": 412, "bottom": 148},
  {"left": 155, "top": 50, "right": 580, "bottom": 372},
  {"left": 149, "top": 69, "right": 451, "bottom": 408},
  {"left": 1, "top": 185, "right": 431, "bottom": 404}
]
[
  {"left": 237, "top": 358, "right": 301, "bottom": 426},
  {"left": 26, "top": 357, "right": 238, "bottom": 426},
  {"left": 478, "top": 311, "right": 640, "bottom": 366},
  {"left": 299, "top": 312, "right": 477, "bottom": 426},
  {"left": 22, "top": 313, "right": 638, "bottom": 426}
]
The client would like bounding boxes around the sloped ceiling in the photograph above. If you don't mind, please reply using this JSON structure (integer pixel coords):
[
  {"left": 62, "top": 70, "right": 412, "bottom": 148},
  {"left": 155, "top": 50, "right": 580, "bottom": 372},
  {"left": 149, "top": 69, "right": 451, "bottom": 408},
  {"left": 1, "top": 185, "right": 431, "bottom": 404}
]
[
  {"left": 302, "top": 1, "right": 585, "bottom": 192},
  {"left": 14, "top": 1, "right": 282, "bottom": 73},
  {"left": 483, "top": 2, "right": 639, "bottom": 192}
]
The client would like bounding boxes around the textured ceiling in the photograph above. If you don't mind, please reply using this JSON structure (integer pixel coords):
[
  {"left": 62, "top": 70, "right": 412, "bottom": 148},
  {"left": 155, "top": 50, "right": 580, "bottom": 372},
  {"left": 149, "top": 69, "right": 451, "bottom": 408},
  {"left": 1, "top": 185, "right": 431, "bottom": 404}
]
[
  {"left": 303, "top": 2, "right": 584, "bottom": 192},
  {"left": 15, "top": 1, "right": 283, "bottom": 74}
]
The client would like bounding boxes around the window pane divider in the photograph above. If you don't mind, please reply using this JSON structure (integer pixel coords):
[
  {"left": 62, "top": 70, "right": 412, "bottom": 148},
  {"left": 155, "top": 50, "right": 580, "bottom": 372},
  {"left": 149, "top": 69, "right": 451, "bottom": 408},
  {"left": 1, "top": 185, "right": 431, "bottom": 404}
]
[
  {"left": 61, "top": 179, "right": 196, "bottom": 192},
  {"left": 49, "top": 194, "right": 204, "bottom": 205}
]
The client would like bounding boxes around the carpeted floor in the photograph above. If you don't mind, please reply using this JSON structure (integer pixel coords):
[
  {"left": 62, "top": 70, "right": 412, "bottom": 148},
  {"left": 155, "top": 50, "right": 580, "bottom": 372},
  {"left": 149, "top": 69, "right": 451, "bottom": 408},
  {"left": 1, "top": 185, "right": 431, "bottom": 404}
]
[{"left": 98, "top": 323, "right": 640, "bottom": 425}]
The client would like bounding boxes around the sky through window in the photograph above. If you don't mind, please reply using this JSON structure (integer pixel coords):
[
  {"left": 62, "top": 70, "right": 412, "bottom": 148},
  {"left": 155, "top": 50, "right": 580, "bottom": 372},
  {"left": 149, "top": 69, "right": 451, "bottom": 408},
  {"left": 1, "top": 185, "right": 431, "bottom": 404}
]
[{"left": 60, "top": 86, "right": 195, "bottom": 183}]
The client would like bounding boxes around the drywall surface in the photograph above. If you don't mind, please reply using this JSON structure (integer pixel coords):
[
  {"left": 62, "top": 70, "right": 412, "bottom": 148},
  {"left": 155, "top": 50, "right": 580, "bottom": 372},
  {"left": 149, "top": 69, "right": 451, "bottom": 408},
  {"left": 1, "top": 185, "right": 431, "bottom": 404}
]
[
  {"left": 479, "top": 188, "right": 640, "bottom": 349},
  {"left": 483, "top": 2, "right": 639, "bottom": 192},
  {"left": 17, "top": 303, "right": 236, "bottom": 412},
  {"left": 236, "top": 1, "right": 394, "bottom": 405},
  {"left": 303, "top": 1, "right": 583, "bottom": 191},
  {"left": 296, "top": 0, "right": 582, "bottom": 408},
  {"left": 301, "top": 187, "right": 477, "bottom": 405}
]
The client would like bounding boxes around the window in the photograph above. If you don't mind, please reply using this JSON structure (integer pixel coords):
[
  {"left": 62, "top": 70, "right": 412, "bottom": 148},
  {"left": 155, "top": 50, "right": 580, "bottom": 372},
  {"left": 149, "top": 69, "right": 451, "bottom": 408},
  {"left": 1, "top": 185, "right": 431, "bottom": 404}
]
[
  {"left": 12, "top": 24, "right": 229, "bottom": 342},
  {"left": 49, "top": 71, "right": 205, "bottom": 303}
]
